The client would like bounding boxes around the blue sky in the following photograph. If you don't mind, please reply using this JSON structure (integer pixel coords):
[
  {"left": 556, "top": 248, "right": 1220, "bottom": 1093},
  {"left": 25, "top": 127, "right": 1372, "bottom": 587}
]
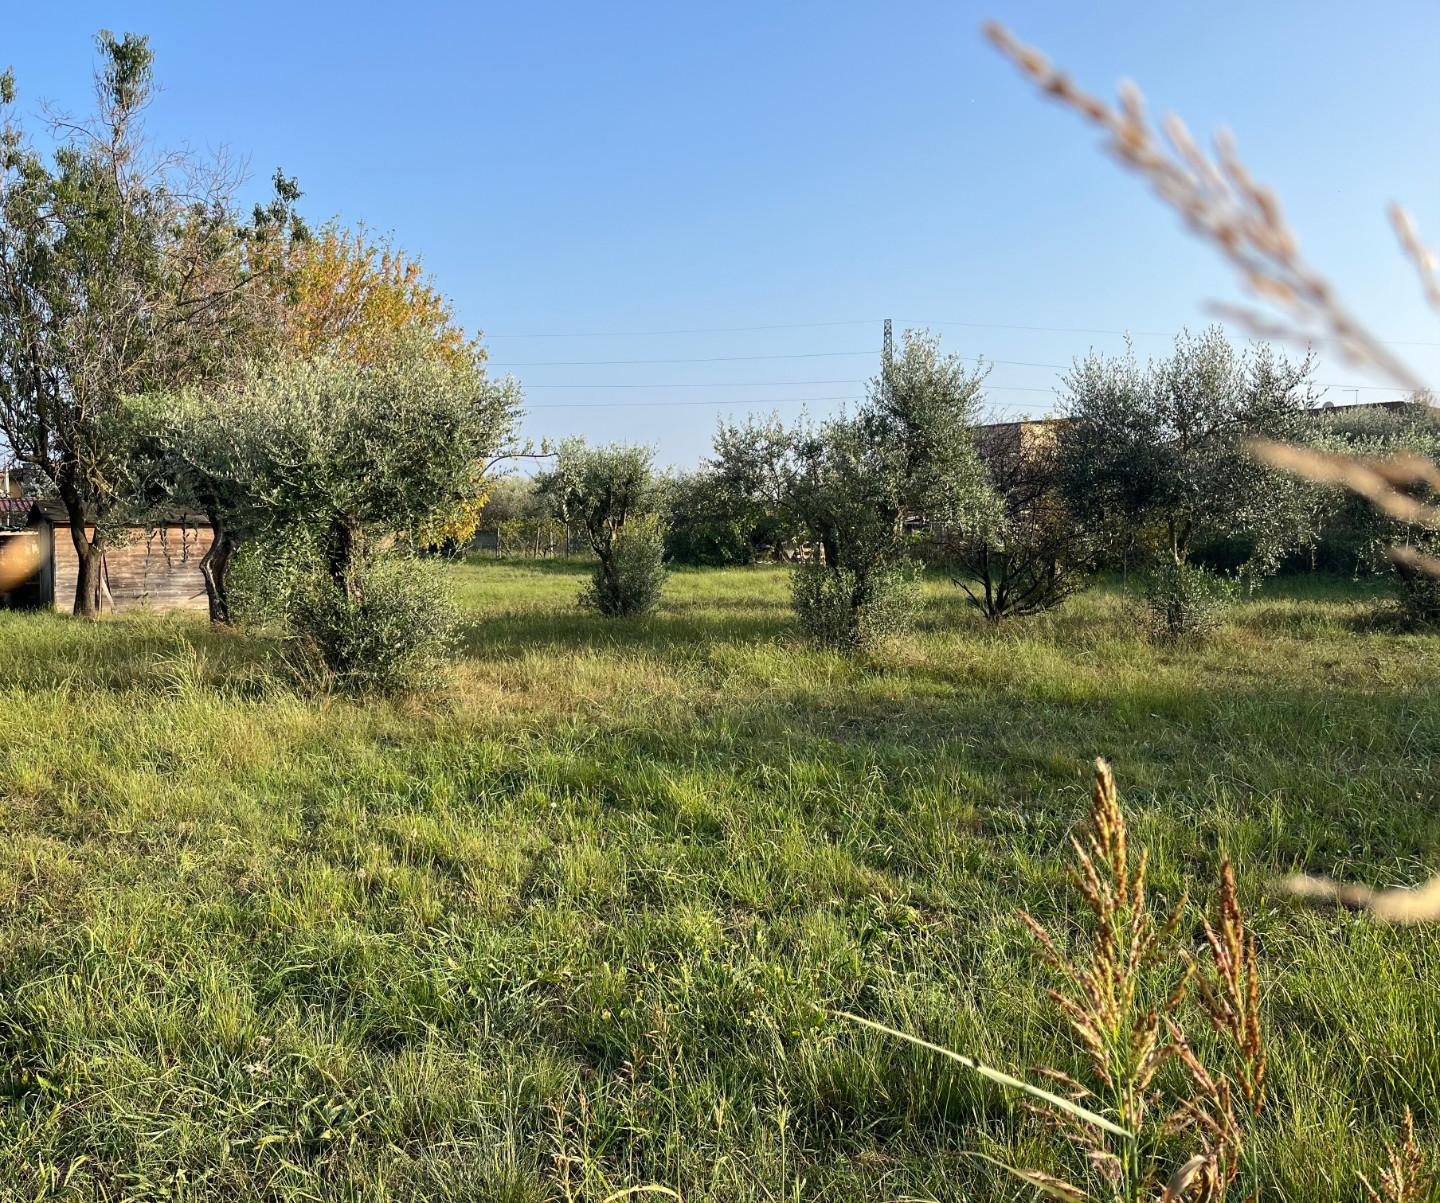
[{"left": 8, "top": 2, "right": 1439, "bottom": 468}]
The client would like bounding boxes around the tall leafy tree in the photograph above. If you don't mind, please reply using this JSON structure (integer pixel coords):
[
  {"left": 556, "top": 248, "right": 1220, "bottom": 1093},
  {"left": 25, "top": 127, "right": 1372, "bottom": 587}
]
[
  {"left": 260, "top": 224, "right": 477, "bottom": 368},
  {"left": 0, "top": 31, "right": 301, "bottom": 615}
]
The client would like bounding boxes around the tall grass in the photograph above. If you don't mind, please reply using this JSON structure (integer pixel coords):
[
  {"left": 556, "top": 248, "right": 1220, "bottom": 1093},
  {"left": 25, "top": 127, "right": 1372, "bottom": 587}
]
[{"left": 0, "top": 560, "right": 1435, "bottom": 1199}]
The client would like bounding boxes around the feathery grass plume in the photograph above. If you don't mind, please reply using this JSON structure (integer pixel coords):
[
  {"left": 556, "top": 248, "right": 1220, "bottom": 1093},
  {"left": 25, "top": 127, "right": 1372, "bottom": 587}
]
[
  {"left": 981, "top": 21, "right": 1430, "bottom": 394},
  {"left": 1278, "top": 872, "right": 1440, "bottom": 925},
  {"left": 836, "top": 761, "right": 1266, "bottom": 1201},
  {"left": 1248, "top": 442, "right": 1440, "bottom": 532},
  {"left": 1391, "top": 207, "right": 1440, "bottom": 315},
  {"left": 1188, "top": 858, "right": 1266, "bottom": 1116},
  {"left": 1361, "top": 1109, "right": 1437, "bottom": 1203},
  {"left": 1017, "top": 758, "right": 1253, "bottom": 1202}
]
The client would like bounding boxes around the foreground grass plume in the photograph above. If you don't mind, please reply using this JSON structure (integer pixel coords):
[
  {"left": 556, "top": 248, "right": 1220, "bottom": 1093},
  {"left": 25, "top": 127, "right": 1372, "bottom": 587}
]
[
  {"left": 1361, "top": 1109, "right": 1438, "bottom": 1203},
  {"left": 1018, "top": 758, "right": 1246, "bottom": 1202},
  {"left": 1278, "top": 872, "right": 1440, "bottom": 925}
]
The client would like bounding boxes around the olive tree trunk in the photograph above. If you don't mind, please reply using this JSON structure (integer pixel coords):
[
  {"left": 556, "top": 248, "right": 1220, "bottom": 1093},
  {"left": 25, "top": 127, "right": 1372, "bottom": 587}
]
[
  {"left": 324, "top": 514, "right": 366, "bottom": 602},
  {"left": 200, "top": 513, "right": 239, "bottom": 623}
]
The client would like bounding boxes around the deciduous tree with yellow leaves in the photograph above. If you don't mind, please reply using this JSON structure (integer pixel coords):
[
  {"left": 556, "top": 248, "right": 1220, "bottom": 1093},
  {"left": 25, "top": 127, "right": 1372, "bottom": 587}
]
[{"left": 270, "top": 224, "right": 479, "bottom": 368}]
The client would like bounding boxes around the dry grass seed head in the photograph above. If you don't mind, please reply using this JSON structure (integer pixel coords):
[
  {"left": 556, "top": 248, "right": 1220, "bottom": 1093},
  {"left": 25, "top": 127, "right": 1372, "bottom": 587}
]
[{"left": 1360, "top": 1109, "right": 1437, "bottom": 1203}]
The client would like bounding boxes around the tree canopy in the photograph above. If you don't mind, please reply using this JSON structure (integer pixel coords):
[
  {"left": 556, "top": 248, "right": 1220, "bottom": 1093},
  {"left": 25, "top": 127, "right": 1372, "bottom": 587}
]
[
  {"left": 1057, "top": 327, "right": 1317, "bottom": 574},
  {"left": 163, "top": 334, "right": 517, "bottom": 599},
  {"left": 0, "top": 30, "right": 299, "bottom": 613}
]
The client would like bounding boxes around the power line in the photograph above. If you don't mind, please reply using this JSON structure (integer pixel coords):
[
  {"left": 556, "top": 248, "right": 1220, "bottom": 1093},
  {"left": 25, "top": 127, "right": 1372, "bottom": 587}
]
[
  {"left": 908, "top": 319, "right": 1440, "bottom": 350},
  {"left": 489, "top": 319, "right": 882, "bottom": 338},
  {"left": 517, "top": 377, "right": 1411, "bottom": 412},
  {"left": 486, "top": 316, "right": 1440, "bottom": 349},
  {"left": 523, "top": 378, "right": 865, "bottom": 389},
  {"left": 491, "top": 350, "right": 875, "bottom": 367},
  {"left": 526, "top": 394, "right": 860, "bottom": 410},
  {"left": 514, "top": 378, "right": 1415, "bottom": 393},
  {"left": 492, "top": 352, "right": 1071, "bottom": 369},
  {"left": 524, "top": 394, "right": 1045, "bottom": 411}
]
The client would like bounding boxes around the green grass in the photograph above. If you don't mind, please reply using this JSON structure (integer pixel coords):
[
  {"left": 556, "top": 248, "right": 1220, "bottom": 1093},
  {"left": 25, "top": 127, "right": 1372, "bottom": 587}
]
[{"left": 1, "top": 560, "right": 1436, "bottom": 1201}]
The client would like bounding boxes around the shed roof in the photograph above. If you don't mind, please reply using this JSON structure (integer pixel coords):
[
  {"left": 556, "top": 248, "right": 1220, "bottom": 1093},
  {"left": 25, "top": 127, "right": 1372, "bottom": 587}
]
[{"left": 27, "top": 500, "right": 212, "bottom": 528}]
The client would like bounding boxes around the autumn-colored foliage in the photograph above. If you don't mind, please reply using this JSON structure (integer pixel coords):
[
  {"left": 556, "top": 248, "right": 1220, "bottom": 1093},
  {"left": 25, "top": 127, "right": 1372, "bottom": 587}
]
[
  {"left": 266, "top": 225, "right": 482, "bottom": 368},
  {"left": 414, "top": 488, "right": 491, "bottom": 551}
]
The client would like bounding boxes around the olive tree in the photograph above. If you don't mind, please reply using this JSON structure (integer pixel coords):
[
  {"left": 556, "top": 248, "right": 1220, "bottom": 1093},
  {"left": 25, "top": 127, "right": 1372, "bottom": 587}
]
[
  {"left": 937, "top": 420, "right": 1105, "bottom": 621},
  {"left": 122, "top": 388, "right": 263, "bottom": 623},
  {"left": 1057, "top": 327, "right": 1317, "bottom": 574},
  {"left": 707, "top": 414, "right": 807, "bottom": 560},
  {"left": 717, "top": 331, "right": 996, "bottom": 649},
  {"left": 536, "top": 439, "right": 666, "bottom": 616},
  {"left": 223, "top": 335, "right": 516, "bottom": 587},
  {"left": 1057, "top": 327, "right": 1318, "bottom": 636},
  {"left": 1304, "top": 397, "right": 1440, "bottom": 626}
]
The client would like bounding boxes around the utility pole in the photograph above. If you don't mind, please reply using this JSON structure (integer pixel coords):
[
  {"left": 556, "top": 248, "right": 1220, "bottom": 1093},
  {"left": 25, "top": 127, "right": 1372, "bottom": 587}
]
[{"left": 881, "top": 318, "right": 893, "bottom": 401}]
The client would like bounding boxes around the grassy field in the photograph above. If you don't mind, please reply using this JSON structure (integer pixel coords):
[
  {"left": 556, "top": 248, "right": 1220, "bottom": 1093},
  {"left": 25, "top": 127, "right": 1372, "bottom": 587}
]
[{"left": 1, "top": 559, "right": 1437, "bottom": 1201}]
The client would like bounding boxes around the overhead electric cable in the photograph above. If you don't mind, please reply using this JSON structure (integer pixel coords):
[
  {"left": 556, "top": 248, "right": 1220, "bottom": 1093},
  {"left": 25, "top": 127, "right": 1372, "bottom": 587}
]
[{"left": 486, "top": 317, "right": 1440, "bottom": 349}]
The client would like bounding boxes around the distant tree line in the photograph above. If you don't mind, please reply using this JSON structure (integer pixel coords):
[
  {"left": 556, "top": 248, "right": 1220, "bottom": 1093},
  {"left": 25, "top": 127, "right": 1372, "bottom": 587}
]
[{"left": 510, "top": 326, "right": 1437, "bottom": 646}]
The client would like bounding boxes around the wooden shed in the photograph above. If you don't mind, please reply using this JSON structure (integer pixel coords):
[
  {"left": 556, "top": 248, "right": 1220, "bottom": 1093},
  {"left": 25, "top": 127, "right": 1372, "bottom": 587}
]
[{"left": 19, "top": 501, "right": 214, "bottom": 614}]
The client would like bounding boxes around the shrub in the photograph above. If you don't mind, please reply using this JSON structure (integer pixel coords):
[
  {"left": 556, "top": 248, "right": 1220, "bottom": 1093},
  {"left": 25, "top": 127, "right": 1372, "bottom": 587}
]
[
  {"left": 286, "top": 552, "right": 458, "bottom": 695},
  {"left": 580, "top": 514, "right": 667, "bottom": 618},
  {"left": 1391, "top": 531, "right": 1440, "bottom": 629},
  {"left": 791, "top": 561, "right": 920, "bottom": 651},
  {"left": 226, "top": 530, "right": 321, "bottom": 629},
  {"left": 1142, "top": 560, "right": 1235, "bottom": 640}
]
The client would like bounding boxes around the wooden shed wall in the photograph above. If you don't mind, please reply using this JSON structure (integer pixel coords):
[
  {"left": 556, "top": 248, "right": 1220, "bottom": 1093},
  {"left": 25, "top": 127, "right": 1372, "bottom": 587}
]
[{"left": 51, "top": 524, "right": 213, "bottom": 614}]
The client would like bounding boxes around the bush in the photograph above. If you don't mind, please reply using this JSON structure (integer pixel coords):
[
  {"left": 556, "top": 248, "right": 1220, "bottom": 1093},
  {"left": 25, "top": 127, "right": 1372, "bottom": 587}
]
[
  {"left": 580, "top": 515, "right": 667, "bottom": 617},
  {"left": 1391, "top": 532, "right": 1440, "bottom": 629},
  {"left": 1142, "top": 560, "right": 1234, "bottom": 640},
  {"left": 226, "top": 531, "right": 321, "bottom": 629},
  {"left": 664, "top": 510, "right": 754, "bottom": 567},
  {"left": 287, "top": 553, "right": 458, "bottom": 695},
  {"left": 791, "top": 562, "right": 920, "bottom": 651}
]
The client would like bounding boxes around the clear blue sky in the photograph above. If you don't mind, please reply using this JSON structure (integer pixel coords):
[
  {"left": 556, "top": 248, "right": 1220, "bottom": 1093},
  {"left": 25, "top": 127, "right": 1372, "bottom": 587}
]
[{"left": 8, "top": 2, "right": 1439, "bottom": 468}]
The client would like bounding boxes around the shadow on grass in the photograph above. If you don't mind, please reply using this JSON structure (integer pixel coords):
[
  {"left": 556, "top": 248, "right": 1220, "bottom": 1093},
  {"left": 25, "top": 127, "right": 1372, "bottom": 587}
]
[
  {"left": 461, "top": 554, "right": 595, "bottom": 576},
  {"left": 457, "top": 603, "right": 793, "bottom": 658}
]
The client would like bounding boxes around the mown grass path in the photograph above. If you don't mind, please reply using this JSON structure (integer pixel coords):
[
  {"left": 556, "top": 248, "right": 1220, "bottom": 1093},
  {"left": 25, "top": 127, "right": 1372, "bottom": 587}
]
[{"left": 1, "top": 562, "right": 1436, "bottom": 1200}]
